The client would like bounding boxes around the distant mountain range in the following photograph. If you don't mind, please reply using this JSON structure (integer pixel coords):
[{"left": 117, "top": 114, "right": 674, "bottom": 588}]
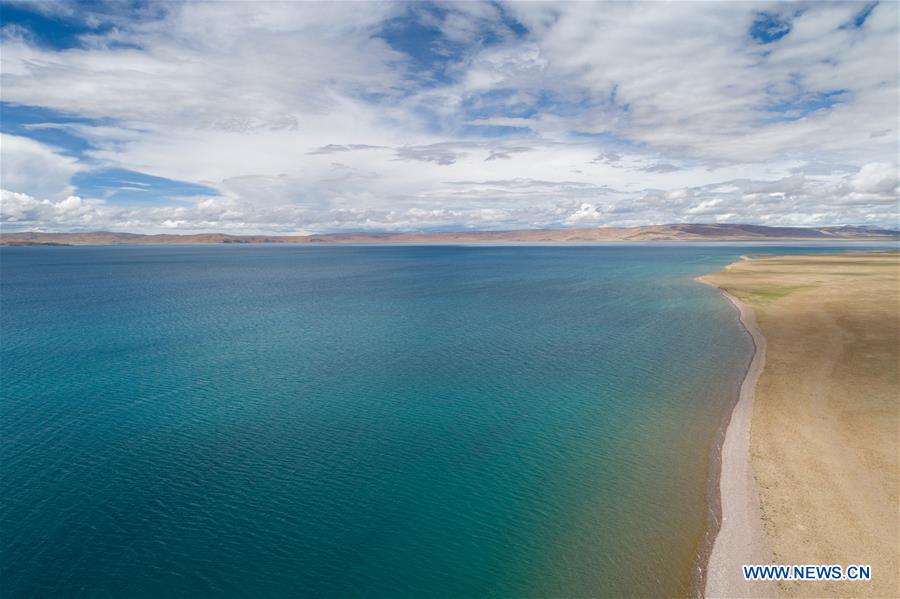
[{"left": 2, "top": 224, "right": 899, "bottom": 245}]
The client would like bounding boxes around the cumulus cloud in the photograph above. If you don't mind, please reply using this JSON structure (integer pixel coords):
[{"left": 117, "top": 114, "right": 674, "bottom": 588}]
[
  {"left": 503, "top": 1, "right": 899, "bottom": 163},
  {"left": 850, "top": 162, "right": 900, "bottom": 195},
  {"left": 0, "top": 0, "right": 897, "bottom": 232},
  {"left": 4, "top": 163, "right": 896, "bottom": 233},
  {"left": 1, "top": 190, "right": 104, "bottom": 227},
  {"left": 0, "top": 134, "right": 81, "bottom": 200}
]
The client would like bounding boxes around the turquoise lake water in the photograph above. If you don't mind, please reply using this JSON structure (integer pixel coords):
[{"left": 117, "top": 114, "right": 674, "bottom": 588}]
[{"left": 1, "top": 243, "right": 892, "bottom": 597}]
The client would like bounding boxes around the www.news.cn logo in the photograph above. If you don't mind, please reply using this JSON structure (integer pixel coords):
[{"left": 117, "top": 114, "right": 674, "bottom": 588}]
[{"left": 743, "top": 564, "right": 871, "bottom": 581}]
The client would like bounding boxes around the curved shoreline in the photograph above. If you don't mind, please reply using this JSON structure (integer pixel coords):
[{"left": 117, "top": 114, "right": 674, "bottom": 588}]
[{"left": 697, "top": 276, "right": 772, "bottom": 598}]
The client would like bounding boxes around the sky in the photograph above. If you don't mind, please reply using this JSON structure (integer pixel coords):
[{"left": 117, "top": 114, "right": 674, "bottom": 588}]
[{"left": 0, "top": 0, "right": 898, "bottom": 234}]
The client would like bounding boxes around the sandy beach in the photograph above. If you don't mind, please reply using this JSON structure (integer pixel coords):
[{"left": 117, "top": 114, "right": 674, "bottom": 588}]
[
  {"left": 697, "top": 279, "right": 773, "bottom": 598},
  {"left": 701, "top": 252, "right": 900, "bottom": 598}
]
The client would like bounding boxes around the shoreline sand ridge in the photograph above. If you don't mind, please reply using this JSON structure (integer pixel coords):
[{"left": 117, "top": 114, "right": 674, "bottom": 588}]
[{"left": 696, "top": 277, "right": 773, "bottom": 598}]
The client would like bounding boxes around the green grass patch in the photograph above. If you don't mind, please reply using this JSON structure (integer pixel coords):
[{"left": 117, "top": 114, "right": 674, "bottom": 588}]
[{"left": 738, "top": 283, "right": 817, "bottom": 305}]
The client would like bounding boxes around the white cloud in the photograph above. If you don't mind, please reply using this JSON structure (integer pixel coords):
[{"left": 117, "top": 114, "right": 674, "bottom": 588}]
[
  {"left": 0, "top": 1, "right": 897, "bottom": 232},
  {"left": 0, "top": 190, "right": 103, "bottom": 226},
  {"left": 850, "top": 162, "right": 900, "bottom": 195},
  {"left": 3, "top": 163, "right": 896, "bottom": 233},
  {"left": 0, "top": 134, "right": 81, "bottom": 200}
]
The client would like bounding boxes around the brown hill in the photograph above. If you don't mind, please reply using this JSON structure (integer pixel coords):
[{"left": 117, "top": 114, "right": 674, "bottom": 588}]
[{"left": 2, "top": 224, "right": 898, "bottom": 245}]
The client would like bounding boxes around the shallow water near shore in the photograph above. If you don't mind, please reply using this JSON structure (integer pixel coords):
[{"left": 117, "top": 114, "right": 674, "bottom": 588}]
[{"left": 1, "top": 243, "right": 893, "bottom": 597}]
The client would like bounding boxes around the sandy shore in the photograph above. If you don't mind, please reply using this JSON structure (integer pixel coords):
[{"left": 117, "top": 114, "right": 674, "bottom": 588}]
[
  {"left": 701, "top": 252, "right": 899, "bottom": 598},
  {"left": 697, "top": 279, "right": 773, "bottom": 598}
]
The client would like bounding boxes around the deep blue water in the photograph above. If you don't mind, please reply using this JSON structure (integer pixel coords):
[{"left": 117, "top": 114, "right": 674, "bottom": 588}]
[{"left": 0, "top": 243, "right": 892, "bottom": 597}]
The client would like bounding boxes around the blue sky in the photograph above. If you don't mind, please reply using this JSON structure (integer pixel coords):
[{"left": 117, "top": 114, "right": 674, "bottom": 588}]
[{"left": 1, "top": 0, "right": 898, "bottom": 233}]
